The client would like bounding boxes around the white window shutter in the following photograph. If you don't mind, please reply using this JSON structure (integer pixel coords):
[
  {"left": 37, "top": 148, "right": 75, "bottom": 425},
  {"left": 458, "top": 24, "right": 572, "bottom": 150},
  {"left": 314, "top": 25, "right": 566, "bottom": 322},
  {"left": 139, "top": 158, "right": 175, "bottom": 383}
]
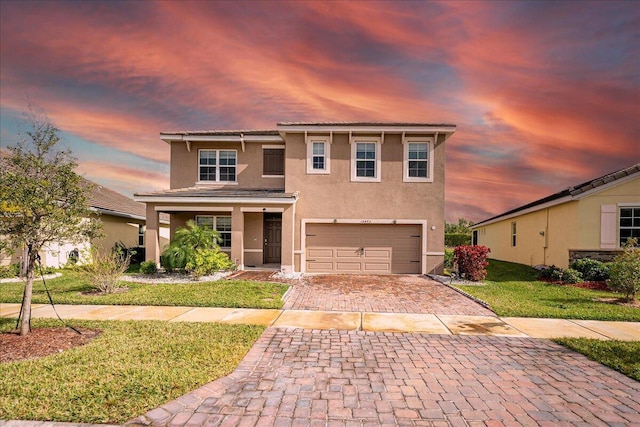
[{"left": 600, "top": 205, "right": 617, "bottom": 248}]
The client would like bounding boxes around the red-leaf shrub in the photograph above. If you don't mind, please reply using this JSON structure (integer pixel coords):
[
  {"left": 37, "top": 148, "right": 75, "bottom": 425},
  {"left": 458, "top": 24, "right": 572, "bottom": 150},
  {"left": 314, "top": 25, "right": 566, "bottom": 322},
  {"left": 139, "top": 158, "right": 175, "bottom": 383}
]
[{"left": 453, "top": 245, "right": 491, "bottom": 281}]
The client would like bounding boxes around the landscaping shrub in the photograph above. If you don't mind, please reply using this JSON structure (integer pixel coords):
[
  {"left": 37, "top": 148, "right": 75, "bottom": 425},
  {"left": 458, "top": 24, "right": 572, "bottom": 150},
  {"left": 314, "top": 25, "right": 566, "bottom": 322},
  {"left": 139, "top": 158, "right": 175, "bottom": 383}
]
[
  {"left": 538, "top": 265, "right": 583, "bottom": 284},
  {"left": 453, "top": 245, "right": 490, "bottom": 281},
  {"left": 444, "top": 233, "right": 471, "bottom": 247},
  {"left": 607, "top": 238, "right": 640, "bottom": 302},
  {"left": 128, "top": 246, "right": 146, "bottom": 264},
  {"left": 185, "top": 247, "right": 233, "bottom": 279},
  {"left": 0, "top": 263, "right": 20, "bottom": 279},
  {"left": 161, "top": 220, "right": 221, "bottom": 272},
  {"left": 139, "top": 260, "right": 158, "bottom": 275},
  {"left": 570, "top": 258, "right": 610, "bottom": 281},
  {"left": 444, "top": 248, "right": 454, "bottom": 269},
  {"left": 561, "top": 268, "right": 583, "bottom": 284},
  {"left": 81, "top": 247, "right": 130, "bottom": 294}
]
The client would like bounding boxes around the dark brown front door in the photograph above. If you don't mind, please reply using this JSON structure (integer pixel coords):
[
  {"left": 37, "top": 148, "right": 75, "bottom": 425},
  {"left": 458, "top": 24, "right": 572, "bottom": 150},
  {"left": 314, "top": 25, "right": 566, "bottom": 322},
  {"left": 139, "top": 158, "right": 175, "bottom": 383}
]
[{"left": 264, "top": 214, "right": 282, "bottom": 264}]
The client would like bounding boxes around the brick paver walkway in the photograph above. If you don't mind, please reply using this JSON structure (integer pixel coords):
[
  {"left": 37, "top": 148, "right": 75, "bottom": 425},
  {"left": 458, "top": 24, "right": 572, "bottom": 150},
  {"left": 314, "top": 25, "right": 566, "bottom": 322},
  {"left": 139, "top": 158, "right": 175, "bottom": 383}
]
[
  {"left": 284, "top": 275, "right": 493, "bottom": 316},
  {"left": 129, "top": 328, "right": 640, "bottom": 427}
]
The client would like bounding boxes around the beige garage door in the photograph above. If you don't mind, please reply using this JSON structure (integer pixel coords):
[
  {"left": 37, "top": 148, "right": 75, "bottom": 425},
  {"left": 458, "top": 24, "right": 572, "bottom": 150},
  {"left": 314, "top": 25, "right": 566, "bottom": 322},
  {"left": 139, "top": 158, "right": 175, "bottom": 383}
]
[{"left": 305, "top": 223, "right": 422, "bottom": 274}]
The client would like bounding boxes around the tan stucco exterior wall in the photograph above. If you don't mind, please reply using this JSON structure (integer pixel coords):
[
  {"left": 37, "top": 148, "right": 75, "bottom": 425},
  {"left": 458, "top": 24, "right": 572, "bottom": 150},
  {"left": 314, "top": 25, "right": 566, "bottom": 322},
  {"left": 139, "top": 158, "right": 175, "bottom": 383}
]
[
  {"left": 475, "top": 175, "right": 639, "bottom": 268},
  {"left": 284, "top": 133, "right": 446, "bottom": 273},
  {"left": 170, "top": 141, "right": 284, "bottom": 190}
]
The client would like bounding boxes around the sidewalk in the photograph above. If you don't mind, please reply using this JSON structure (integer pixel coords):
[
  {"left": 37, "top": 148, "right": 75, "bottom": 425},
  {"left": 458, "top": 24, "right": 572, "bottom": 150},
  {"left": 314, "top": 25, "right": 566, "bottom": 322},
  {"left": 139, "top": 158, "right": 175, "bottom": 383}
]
[{"left": 1, "top": 303, "right": 638, "bottom": 340}]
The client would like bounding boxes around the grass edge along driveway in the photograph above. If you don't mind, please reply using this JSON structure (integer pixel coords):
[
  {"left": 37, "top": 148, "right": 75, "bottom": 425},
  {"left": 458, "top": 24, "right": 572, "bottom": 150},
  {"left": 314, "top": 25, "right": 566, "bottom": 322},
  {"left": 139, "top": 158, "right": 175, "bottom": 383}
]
[
  {"left": 456, "top": 259, "right": 640, "bottom": 321},
  {"left": 0, "top": 318, "right": 265, "bottom": 424},
  {"left": 0, "top": 271, "right": 288, "bottom": 309}
]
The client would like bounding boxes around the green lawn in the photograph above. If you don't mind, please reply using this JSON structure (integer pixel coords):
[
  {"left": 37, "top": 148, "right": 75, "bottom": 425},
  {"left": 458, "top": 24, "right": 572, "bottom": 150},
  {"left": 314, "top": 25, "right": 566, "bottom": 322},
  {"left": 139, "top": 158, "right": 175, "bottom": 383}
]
[
  {"left": 554, "top": 338, "right": 640, "bottom": 381},
  {"left": 0, "top": 318, "right": 264, "bottom": 423},
  {"left": 456, "top": 259, "right": 640, "bottom": 321},
  {"left": 0, "top": 271, "right": 288, "bottom": 309}
]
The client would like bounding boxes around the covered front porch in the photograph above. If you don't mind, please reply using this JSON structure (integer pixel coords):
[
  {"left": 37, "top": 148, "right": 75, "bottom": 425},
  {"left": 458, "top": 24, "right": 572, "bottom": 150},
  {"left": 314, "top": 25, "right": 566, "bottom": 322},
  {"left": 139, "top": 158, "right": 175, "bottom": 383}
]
[{"left": 134, "top": 188, "right": 298, "bottom": 273}]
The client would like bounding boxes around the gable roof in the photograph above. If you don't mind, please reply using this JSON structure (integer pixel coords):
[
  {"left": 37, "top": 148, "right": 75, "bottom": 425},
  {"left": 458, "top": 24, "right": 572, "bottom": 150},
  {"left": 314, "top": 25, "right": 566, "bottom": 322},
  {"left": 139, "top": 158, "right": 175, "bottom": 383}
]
[
  {"left": 85, "top": 179, "right": 169, "bottom": 223},
  {"left": 473, "top": 163, "right": 640, "bottom": 227}
]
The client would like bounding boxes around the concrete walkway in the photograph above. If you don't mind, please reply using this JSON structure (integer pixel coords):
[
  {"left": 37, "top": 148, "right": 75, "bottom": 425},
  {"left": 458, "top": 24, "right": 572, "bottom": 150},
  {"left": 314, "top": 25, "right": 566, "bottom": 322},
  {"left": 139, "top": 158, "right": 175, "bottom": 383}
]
[{"left": 1, "top": 303, "right": 639, "bottom": 340}]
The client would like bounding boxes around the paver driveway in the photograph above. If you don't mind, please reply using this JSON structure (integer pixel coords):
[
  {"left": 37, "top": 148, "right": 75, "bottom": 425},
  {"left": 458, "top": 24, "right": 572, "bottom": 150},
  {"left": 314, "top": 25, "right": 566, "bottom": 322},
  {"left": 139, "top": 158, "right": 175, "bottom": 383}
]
[
  {"left": 283, "top": 275, "right": 493, "bottom": 316},
  {"left": 131, "top": 328, "right": 640, "bottom": 427}
]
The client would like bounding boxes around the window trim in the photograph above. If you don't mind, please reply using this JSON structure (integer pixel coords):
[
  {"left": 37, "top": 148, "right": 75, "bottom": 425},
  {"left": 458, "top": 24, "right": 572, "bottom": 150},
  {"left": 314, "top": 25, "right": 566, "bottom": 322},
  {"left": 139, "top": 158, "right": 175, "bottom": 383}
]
[
  {"left": 305, "top": 135, "right": 331, "bottom": 175},
  {"left": 262, "top": 145, "right": 285, "bottom": 178},
  {"left": 350, "top": 136, "right": 381, "bottom": 182},
  {"left": 197, "top": 149, "right": 237, "bottom": 184},
  {"left": 195, "top": 215, "right": 232, "bottom": 249},
  {"left": 402, "top": 136, "right": 434, "bottom": 183}
]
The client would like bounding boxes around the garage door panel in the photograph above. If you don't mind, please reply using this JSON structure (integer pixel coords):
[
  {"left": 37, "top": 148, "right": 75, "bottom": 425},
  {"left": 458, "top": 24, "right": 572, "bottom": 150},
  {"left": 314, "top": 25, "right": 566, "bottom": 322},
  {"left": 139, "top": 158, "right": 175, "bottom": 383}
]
[
  {"left": 307, "top": 261, "right": 334, "bottom": 272},
  {"left": 336, "top": 262, "right": 362, "bottom": 271},
  {"left": 336, "top": 249, "right": 361, "bottom": 258},
  {"left": 364, "top": 249, "right": 391, "bottom": 258},
  {"left": 305, "top": 224, "right": 422, "bottom": 274},
  {"left": 307, "top": 248, "right": 335, "bottom": 258}
]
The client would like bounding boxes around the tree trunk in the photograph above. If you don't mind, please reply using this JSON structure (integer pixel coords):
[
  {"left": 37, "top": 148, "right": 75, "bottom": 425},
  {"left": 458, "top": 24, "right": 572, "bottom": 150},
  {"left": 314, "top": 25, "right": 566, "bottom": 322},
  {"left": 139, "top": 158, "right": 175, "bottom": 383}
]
[{"left": 19, "top": 252, "right": 36, "bottom": 336}]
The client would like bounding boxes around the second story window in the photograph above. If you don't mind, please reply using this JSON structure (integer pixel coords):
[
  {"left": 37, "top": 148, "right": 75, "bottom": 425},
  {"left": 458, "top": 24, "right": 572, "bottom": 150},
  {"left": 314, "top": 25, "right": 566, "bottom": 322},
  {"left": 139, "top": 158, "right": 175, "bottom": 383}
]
[
  {"left": 199, "top": 149, "right": 237, "bottom": 183},
  {"left": 306, "top": 135, "right": 331, "bottom": 174},
  {"left": 403, "top": 136, "right": 434, "bottom": 182},
  {"left": 263, "top": 147, "right": 284, "bottom": 177},
  {"left": 350, "top": 136, "right": 381, "bottom": 182}
]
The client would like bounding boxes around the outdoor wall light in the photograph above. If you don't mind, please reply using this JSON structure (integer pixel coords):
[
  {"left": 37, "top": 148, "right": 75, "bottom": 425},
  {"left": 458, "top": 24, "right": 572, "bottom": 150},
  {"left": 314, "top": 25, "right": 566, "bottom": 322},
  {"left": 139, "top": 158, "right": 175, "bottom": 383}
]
[
  {"left": 333, "top": 218, "right": 337, "bottom": 223},
  {"left": 431, "top": 225, "right": 436, "bottom": 230},
  {"left": 539, "top": 231, "right": 545, "bottom": 236}
]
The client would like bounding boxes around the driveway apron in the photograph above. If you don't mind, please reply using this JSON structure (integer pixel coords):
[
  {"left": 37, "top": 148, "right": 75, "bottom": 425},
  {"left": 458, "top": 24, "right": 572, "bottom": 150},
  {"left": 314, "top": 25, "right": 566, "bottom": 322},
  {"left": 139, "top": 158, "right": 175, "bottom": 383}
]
[
  {"left": 283, "top": 275, "right": 494, "bottom": 316},
  {"left": 129, "top": 328, "right": 640, "bottom": 427}
]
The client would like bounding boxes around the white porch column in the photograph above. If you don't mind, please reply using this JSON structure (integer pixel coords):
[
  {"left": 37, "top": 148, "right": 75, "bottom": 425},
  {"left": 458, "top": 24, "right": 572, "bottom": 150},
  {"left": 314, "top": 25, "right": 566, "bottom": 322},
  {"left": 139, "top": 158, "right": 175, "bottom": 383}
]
[{"left": 231, "top": 207, "right": 244, "bottom": 269}]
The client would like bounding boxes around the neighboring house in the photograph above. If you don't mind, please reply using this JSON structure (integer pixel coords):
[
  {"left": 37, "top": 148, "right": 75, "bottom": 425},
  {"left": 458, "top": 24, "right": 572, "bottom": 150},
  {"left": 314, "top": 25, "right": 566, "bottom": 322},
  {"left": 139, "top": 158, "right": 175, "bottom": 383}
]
[
  {"left": 1, "top": 180, "right": 170, "bottom": 268},
  {"left": 471, "top": 164, "right": 640, "bottom": 268},
  {"left": 135, "top": 122, "right": 456, "bottom": 274}
]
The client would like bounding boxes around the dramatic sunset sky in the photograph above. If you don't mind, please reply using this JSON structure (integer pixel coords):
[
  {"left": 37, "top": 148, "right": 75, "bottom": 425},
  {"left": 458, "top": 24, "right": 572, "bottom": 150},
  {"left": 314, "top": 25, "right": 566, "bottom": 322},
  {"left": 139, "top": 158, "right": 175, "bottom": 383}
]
[{"left": 1, "top": 0, "right": 638, "bottom": 222}]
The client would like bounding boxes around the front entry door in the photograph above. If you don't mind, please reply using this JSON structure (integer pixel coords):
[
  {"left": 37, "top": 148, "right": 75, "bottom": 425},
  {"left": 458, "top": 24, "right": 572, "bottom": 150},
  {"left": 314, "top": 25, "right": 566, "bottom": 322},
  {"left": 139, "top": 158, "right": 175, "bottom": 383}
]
[{"left": 264, "top": 214, "right": 282, "bottom": 264}]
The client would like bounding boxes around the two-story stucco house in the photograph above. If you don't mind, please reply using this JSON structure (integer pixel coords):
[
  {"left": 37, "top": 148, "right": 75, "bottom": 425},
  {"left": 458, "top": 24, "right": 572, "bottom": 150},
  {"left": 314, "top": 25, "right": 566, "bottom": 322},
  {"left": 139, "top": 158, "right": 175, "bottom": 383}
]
[{"left": 135, "top": 122, "right": 456, "bottom": 274}]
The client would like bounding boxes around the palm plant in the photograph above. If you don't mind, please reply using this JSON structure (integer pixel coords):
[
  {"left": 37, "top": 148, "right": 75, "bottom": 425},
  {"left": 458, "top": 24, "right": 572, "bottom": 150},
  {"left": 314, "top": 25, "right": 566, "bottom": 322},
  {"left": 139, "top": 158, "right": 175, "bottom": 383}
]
[{"left": 161, "top": 220, "right": 221, "bottom": 271}]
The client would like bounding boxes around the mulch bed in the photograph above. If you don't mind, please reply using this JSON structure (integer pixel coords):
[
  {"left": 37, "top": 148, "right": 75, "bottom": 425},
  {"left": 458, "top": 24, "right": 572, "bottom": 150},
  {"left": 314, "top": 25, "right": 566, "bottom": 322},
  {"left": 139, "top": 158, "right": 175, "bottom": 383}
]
[
  {"left": 0, "top": 327, "right": 101, "bottom": 364},
  {"left": 541, "top": 278, "right": 610, "bottom": 291}
]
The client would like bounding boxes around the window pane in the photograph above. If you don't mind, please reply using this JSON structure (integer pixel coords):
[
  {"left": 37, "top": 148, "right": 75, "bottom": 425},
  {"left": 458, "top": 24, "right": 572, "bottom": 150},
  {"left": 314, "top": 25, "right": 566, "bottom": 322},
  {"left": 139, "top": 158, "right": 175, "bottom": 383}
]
[
  {"left": 408, "top": 143, "right": 428, "bottom": 160},
  {"left": 409, "top": 161, "right": 427, "bottom": 177},
  {"left": 199, "top": 166, "right": 216, "bottom": 181},
  {"left": 356, "top": 143, "right": 376, "bottom": 160},
  {"left": 215, "top": 217, "right": 231, "bottom": 232},
  {"left": 219, "top": 151, "right": 236, "bottom": 165},
  {"left": 199, "top": 151, "right": 216, "bottom": 165},
  {"left": 312, "top": 142, "right": 324, "bottom": 155},
  {"left": 219, "top": 167, "right": 236, "bottom": 181},
  {"left": 196, "top": 216, "right": 214, "bottom": 229},
  {"left": 620, "top": 208, "right": 632, "bottom": 217},
  {"left": 357, "top": 160, "right": 375, "bottom": 177},
  {"left": 313, "top": 156, "right": 325, "bottom": 170}
]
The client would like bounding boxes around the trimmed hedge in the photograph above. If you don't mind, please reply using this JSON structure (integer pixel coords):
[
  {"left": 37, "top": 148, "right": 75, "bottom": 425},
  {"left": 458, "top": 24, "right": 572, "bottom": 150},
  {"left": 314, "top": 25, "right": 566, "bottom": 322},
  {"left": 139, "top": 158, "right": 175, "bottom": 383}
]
[{"left": 445, "top": 233, "right": 471, "bottom": 247}]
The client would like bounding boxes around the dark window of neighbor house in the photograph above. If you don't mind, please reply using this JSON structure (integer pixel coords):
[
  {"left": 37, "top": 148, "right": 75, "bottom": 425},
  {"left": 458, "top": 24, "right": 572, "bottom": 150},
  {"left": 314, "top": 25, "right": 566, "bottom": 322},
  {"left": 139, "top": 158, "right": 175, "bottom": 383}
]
[
  {"left": 511, "top": 222, "right": 517, "bottom": 247},
  {"left": 199, "top": 149, "right": 236, "bottom": 182},
  {"left": 263, "top": 149, "right": 284, "bottom": 176},
  {"left": 138, "top": 225, "right": 145, "bottom": 246},
  {"left": 472, "top": 230, "right": 478, "bottom": 246},
  {"left": 619, "top": 207, "right": 640, "bottom": 246}
]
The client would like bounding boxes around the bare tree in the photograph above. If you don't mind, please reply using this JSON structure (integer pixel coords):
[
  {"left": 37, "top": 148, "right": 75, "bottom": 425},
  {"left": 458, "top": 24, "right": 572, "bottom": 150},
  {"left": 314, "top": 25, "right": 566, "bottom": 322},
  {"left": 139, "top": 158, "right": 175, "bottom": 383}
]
[{"left": 0, "top": 107, "right": 101, "bottom": 335}]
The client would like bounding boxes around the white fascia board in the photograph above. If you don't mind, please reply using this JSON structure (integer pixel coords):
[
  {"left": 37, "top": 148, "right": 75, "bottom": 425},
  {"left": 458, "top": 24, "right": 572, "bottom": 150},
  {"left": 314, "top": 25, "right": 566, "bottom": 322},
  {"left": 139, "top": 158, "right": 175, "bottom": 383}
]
[
  {"left": 278, "top": 125, "right": 456, "bottom": 134},
  {"left": 91, "top": 207, "right": 145, "bottom": 222},
  {"left": 161, "top": 134, "right": 283, "bottom": 143},
  {"left": 471, "top": 195, "right": 573, "bottom": 229},
  {"left": 572, "top": 172, "right": 640, "bottom": 200},
  {"left": 134, "top": 196, "right": 297, "bottom": 205}
]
